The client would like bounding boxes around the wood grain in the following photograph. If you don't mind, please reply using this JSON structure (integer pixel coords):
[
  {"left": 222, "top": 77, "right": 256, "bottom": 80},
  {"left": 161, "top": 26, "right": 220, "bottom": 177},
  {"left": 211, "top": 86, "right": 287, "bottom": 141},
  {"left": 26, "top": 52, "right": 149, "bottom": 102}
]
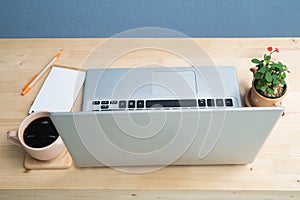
[{"left": 0, "top": 38, "right": 300, "bottom": 199}]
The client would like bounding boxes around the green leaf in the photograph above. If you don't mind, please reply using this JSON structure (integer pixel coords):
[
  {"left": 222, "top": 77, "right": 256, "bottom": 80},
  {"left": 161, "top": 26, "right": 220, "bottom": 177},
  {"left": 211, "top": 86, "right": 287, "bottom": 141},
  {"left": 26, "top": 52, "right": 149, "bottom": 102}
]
[
  {"left": 261, "top": 86, "right": 267, "bottom": 92},
  {"left": 251, "top": 58, "right": 261, "bottom": 64},
  {"left": 255, "top": 85, "right": 260, "bottom": 91},
  {"left": 277, "top": 63, "right": 284, "bottom": 71},
  {"left": 267, "top": 88, "right": 274, "bottom": 94},
  {"left": 270, "top": 63, "right": 281, "bottom": 71},
  {"left": 273, "top": 79, "right": 279, "bottom": 87},
  {"left": 281, "top": 79, "right": 286, "bottom": 85},
  {"left": 264, "top": 54, "right": 271, "bottom": 61},
  {"left": 281, "top": 72, "right": 286, "bottom": 79},
  {"left": 260, "top": 66, "right": 267, "bottom": 73},
  {"left": 266, "top": 71, "right": 272, "bottom": 82},
  {"left": 257, "top": 80, "right": 264, "bottom": 87},
  {"left": 255, "top": 72, "right": 262, "bottom": 79}
]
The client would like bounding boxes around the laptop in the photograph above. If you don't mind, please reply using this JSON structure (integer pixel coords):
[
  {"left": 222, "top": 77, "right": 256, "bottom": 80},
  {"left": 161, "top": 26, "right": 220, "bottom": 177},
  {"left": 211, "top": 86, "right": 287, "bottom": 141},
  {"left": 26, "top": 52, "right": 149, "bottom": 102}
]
[
  {"left": 81, "top": 66, "right": 243, "bottom": 111},
  {"left": 49, "top": 66, "right": 284, "bottom": 167}
]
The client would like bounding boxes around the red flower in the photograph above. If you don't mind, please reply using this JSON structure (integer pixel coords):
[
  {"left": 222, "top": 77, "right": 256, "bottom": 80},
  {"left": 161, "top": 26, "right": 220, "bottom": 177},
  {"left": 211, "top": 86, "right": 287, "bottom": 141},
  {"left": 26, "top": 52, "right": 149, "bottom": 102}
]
[
  {"left": 275, "top": 48, "right": 279, "bottom": 53},
  {"left": 267, "top": 47, "right": 273, "bottom": 52}
]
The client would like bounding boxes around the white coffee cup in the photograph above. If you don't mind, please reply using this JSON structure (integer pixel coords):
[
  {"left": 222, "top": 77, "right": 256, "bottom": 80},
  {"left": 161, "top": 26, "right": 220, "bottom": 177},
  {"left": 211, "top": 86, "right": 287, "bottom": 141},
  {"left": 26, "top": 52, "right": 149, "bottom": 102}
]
[{"left": 7, "top": 111, "right": 65, "bottom": 161}]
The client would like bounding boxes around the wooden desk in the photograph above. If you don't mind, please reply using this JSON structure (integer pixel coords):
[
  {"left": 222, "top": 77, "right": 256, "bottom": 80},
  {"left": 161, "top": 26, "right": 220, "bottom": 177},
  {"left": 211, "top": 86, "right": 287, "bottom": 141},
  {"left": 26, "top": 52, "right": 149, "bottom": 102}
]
[{"left": 1, "top": 38, "right": 300, "bottom": 199}]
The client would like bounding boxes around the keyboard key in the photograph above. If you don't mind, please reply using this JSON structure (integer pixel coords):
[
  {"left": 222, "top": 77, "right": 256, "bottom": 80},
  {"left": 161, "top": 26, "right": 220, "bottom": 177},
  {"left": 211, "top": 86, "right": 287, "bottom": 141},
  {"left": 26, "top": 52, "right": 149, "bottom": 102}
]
[
  {"left": 137, "top": 100, "right": 144, "bottom": 108},
  {"left": 119, "top": 100, "right": 126, "bottom": 108},
  {"left": 101, "top": 105, "right": 109, "bottom": 109},
  {"left": 225, "top": 98, "right": 233, "bottom": 106},
  {"left": 128, "top": 100, "right": 135, "bottom": 108},
  {"left": 110, "top": 100, "right": 118, "bottom": 104},
  {"left": 92, "top": 101, "right": 100, "bottom": 105},
  {"left": 207, "top": 99, "right": 215, "bottom": 107},
  {"left": 146, "top": 99, "right": 197, "bottom": 108},
  {"left": 101, "top": 101, "right": 109, "bottom": 104},
  {"left": 198, "top": 99, "right": 206, "bottom": 107},
  {"left": 216, "top": 99, "right": 224, "bottom": 107}
]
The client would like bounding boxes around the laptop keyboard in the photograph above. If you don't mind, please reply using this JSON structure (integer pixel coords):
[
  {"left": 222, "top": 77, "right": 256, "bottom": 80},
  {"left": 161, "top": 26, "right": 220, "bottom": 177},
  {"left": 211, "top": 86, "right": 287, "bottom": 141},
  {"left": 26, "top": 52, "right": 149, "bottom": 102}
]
[{"left": 88, "top": 98, "right": 235, "bottom": 111}]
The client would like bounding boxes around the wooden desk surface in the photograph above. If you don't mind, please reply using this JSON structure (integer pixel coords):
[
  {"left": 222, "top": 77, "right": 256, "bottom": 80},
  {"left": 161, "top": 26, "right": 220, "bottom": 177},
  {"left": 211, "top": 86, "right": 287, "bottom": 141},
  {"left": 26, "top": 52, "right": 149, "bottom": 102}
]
[{"left": 0, "top": 38, "right": 300, "bottom": 199}]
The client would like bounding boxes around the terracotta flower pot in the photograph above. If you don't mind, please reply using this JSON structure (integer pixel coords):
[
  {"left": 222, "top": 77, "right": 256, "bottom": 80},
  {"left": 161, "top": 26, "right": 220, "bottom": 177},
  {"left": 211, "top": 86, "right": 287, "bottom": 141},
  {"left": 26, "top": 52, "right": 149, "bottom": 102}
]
[
  {"left": 250, "top": 82, "right": 287, "bottom": 107},
  {"left": 248, "top": 67, "right": 287, "bottom": 107}
]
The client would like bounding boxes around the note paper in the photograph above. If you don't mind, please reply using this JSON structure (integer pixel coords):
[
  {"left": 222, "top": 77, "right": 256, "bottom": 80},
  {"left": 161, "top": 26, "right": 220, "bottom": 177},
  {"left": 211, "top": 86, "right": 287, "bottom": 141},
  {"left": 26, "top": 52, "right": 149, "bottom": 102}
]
[{"left": 29, "top": 67, "right": 85, "bottom": 114}]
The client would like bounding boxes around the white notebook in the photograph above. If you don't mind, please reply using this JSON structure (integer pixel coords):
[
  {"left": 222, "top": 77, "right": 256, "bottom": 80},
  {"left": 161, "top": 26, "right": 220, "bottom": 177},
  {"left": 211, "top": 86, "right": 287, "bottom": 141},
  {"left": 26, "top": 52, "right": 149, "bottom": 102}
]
[{"left": 29, "top": 67, "right": 85, "bottom": 114}]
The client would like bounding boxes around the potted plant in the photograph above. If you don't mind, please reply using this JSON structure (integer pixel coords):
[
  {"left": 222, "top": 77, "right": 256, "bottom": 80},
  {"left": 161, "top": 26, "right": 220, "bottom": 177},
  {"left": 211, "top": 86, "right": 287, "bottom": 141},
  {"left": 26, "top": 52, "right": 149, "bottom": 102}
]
[{"left": 246, "top": 47, "right": 290, "bottom": 107}]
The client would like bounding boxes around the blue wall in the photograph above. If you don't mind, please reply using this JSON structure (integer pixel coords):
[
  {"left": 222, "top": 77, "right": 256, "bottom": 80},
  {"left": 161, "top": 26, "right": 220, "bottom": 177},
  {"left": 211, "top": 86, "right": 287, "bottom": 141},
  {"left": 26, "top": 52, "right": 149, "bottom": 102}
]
[{"left": 0, "top": 0, "right": 299, "bottom": 38}]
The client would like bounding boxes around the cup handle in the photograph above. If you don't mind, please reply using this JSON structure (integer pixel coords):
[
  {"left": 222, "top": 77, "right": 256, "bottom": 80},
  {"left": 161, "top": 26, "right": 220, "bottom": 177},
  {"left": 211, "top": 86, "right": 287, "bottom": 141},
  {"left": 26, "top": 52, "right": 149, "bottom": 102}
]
[{"left": 7, "top": 131, "right": 22, "bottom": 146}]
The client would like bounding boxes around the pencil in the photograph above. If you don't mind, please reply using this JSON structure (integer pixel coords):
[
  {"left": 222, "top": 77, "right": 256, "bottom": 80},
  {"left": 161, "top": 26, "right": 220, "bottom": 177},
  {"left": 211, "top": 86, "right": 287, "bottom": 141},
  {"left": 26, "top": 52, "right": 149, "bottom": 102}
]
[{"left": 21, "top": 52, "right": 62, "bottom": 96}]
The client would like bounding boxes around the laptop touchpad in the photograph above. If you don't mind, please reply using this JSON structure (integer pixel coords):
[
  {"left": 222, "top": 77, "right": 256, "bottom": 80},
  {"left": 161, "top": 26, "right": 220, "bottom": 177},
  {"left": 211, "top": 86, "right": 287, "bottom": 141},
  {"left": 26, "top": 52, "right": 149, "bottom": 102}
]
[{"left": 151, "top": 70, "right": 197, "bottom": 98}]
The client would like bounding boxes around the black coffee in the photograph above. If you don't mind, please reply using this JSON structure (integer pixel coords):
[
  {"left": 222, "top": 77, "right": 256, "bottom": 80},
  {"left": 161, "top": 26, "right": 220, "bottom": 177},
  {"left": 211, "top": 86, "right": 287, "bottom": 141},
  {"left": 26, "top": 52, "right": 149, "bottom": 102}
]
[{"left": 23, "top": 117, "right": 59, "bottom": 148}]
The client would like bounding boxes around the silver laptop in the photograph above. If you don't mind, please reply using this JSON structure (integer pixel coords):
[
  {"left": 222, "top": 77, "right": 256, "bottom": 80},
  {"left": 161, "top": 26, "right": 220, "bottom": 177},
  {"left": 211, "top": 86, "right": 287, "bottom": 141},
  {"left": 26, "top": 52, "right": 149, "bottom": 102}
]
[
  {"left": 50, "top": 66, "right": 284, "bottom": 167},
  {"left": 82, "top": 66, "right": 243, "bottom": 111}
]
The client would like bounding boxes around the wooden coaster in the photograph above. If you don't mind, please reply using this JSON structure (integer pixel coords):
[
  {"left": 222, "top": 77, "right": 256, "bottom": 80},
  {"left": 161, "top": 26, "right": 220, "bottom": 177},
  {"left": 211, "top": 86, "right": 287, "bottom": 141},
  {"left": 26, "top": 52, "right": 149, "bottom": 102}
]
[
  {"left": 244, "top": 89, "right": 253, "bottom": 107},
  {"left": 24, "top": 148, "right": 73, "bottom": 170}
]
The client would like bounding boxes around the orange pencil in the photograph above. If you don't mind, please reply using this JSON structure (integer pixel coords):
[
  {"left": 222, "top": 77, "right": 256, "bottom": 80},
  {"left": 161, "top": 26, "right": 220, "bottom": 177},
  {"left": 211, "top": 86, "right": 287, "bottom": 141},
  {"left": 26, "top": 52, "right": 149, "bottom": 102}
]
[{"left": 22, "top": 52, "right": 62, "bottom": 96}]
